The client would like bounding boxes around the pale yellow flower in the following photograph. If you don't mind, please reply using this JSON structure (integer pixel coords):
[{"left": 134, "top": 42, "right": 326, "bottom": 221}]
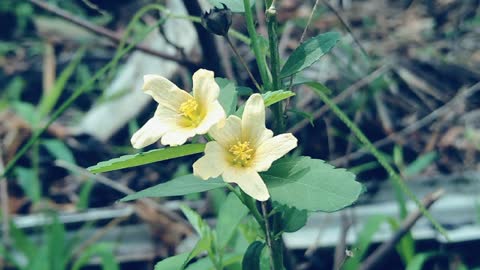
[
  {"left": 193, "top": 94, "right": 298, "bottom": 201},
  {"left": 131, "top": 69, "right": 225, "bottom": 148}
]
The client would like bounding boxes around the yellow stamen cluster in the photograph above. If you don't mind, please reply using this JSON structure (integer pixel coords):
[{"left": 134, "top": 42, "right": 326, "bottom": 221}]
[
  {"left": 229, "top": 141, "right": 254, "bottom": 166},
  {"left": 179, "top": 99, "right": 199, "bottom": 120}
]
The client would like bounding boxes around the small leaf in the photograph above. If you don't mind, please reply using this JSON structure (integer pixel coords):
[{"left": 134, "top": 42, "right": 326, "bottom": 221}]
[
  {"left": 216, "top": 78, "right": 238, "bottom": 115},
  {"left": 404, "top": 151, "right": 437, "bottom": 177},
  {"left": 15, "top": 167, "right": 41, "bottom": 203},
  {"left": 120, "top": 174, "right": 226, "bottom": 202},
  {"left": 180, "top": 205, "right": 211, "bottom": 237},
  {"left": 304, "top": 82, "right": 332, "bottom": 95},
  {"left": 262, "top": 156, "right": 363, "bottom": 212},
  {"left": 154, "top": 253, "right": 190, "bottom": 270},
  {"left": 72, "top": 243, "right": 119, "bottom": 270},
  {"left": 207, "top": 0, "right": 255, "bottom": 13},
  {"left": 406, "top": 252, "right": 439, "bottom": 270},
  {"left": 280, "top": 32, "right": 341, "bottom": 78},
  {"left": 262, "top": 90, "right": 295, "bottom": 107},
  {"left": 216, "top": 192, "right": 249, "bottom": 249},
  {"left": 88, "top": 144, "right": 205, "bottom": 173},
  {"left": 235, "top": 90, "right": 294, "bottom": 116},
  {"left": 288, "top": 109, "right": 314, "bottom": 126},
  {"left": 42, "top": 139, "right": 76, "bottom": 164},
  {"left": 278, "top": 205, "right": 308, "bottom": 233},
  {"left": 242, "top": 241, "right": 265, "bottom": 270}
]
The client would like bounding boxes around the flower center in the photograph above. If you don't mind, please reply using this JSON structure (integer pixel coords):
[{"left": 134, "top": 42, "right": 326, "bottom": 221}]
[
  {"left": 229, "top": 141, "right": 254, "bottom": 166},
  {"left": 179, "top": 99, "right": 199, "bottom": 121}
]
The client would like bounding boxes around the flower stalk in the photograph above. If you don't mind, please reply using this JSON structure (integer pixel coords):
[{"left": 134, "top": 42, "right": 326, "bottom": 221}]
[{"left": 225, "top": 35, "right": 262, "bottom": 92}]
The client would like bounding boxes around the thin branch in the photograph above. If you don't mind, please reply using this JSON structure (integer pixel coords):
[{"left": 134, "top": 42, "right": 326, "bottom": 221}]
[
  {"left": 321, "top": 0, "right": 369, "bottom": 57},
  {"left": 29, "top": 0, "right": 199, "bottom": 69},
  {"left": 225, "top": 36, "right": 262, "bottom": 91},
  {"left": 359, "top": 189, "right": 445, "bottom": 270},
  {"left": 300, "top": 0, "right": 320, "bottom": 43},
  {"left": 0, "top": 154, "right": 11, "bottom": 257}
]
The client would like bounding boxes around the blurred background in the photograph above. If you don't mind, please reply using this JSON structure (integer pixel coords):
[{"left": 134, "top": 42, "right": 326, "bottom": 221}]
[{"left": 0, "top": 0, "right": 479, "bottom": 269}]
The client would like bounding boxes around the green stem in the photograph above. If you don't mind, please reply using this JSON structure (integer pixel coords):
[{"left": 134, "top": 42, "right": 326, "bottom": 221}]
[
  {"left": 243, "top": 0, "right": 271, "bottom": 91},
  {"left": 226, "top": 184, "right": 263, "bottom": 227},
  {"left": 262, "top": 201, "right": 284, "bottom": 270},
  {"left": 265, "top": 1, "right": 285, "bottom": 133}
]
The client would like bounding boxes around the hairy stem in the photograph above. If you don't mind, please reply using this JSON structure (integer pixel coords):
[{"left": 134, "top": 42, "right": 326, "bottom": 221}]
[
  {"left": 243, "top": 0, "right": 272, "bottom": 90},
  {"left": 265, "top": 2, "right": 285, "bottom": 133}
]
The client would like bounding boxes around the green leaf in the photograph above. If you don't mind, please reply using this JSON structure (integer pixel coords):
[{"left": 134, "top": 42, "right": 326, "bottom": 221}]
[
  {"left": 9, "top": 220, "right": 37, "bottom": 261},
  {"left": 71, "top": 243, "right": 119, "bottom": 270},
  {"left": 186, "top": 253, "right": 243, "bottom": 270},
  {"left": 42, "top": 139, "right": 76, "bottom": 164},
  {"left": 406, "top": 252, "right": 438, "bottom": 270},
  {"left": 15, "top": 167, "right": 41, "bottom": 203},
  {"left": 262, "top": 156, "right": 362, "bottom": 212},
  {"left": 207, "top": 0, "right": 255, "bottom": 13},
  {"left": 12, "top": 101, "right": 38, "bottom": 125},
  {"left": 46, "top": 216, "right": 68, "bottom": 270},
  {"left": 38, "top": 47, "right": 86, "bottom": 118},
  {"left": 180, "top": 204, "right": 210, "bottom": 237},
  {"left": 262, "top": 90, "right": 295, "bottom": 107},
  {"left": 155, "top": 252, "right": 190, "bottom": 270},
  {"left": 88, "top": 144, "right": 205, "bottom": 173},
  {"left": 278, "top": 205, "right": 308, "bottom": 233},
  {"left": 304, "top": 82, "right": 332, "bottom": 95},
  {"left": 242, "top": 241, "right": 265, "bottom": 270},
  {"left": 235, "top": 90, "right": 295, "bottom": 116},
  {"left": 280, "top": 32, "right": 341, "bottom": 78},
  {"left": 216, "top": 192, "right": 249, "bottom": 249},
  {"left": 404, "top": 151, "right": 437, "bottom": 177},
  {"left": 120, "top": 174, "right": 226, "bottom": 202},
  {"left": 77, "top": 180, "right": 94, "bottom": 210},
  {"left": 179, "top": 205, "right": 213, "bottom": 269},
  {"left": 287, "top": 109, "right": 314, "bottom": 126},
  {"left": 387, "top": 218, "right": 415, "bottom": 264},
  {"left": 216, "top": 78, "right": 238, "bottom": 115}
]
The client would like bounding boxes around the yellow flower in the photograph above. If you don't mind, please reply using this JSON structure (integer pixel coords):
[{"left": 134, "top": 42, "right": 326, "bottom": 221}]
[
  {"left": 193, "top": 94, "right": 298, "bottom": 201},
  {"left": 131, "top": 69, "right": 226, "bottom": 148}
]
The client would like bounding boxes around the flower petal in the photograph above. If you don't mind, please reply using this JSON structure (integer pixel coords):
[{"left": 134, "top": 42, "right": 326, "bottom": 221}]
[
  {"left": 209, "top": 115, "right": 242, "bottom": 148},
  {"left": 131, "top": 112, "right": 176, "bottom": 149},
  {"left": 160, "top": 128, "right": 197, "bottom": 146},
  {"left": 195, "top": 101, "right": 226, "bottom": 134},
  {"left": 192, "top": 69, "right": 220, "bottom": 107},
  {"left": 223, "top": 167, "right": 270, "bottom": 201},
  {"left": 252, "top": 133, "right": 298, "bottom": 172},
  {"left": 193, "top": 142, "right": 228, "bottom": 179},
  {"left": 143, "top": 74, "right": 192, "bottom": 111},
  {"left": 242, "top": 94, "right": 269, "bottom": 147}
]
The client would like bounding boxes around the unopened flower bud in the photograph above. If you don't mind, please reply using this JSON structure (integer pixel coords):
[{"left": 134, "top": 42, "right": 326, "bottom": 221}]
[{"left": 201, "top": 4, "right": 232, "bottom": 36}]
